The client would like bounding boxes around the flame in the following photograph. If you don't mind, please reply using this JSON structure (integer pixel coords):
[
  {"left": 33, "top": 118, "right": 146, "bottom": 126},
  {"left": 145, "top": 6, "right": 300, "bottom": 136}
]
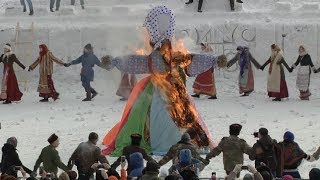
[{"left": 150, "top": 40, "right": 210, "bottom": 148}]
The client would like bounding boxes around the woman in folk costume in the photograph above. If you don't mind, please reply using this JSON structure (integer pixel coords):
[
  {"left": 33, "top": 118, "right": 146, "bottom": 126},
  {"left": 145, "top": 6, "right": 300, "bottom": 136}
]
[
  {"left": 116, "top": 73, "right": 137, "bottom": 101},
  {"left": 260, "top": 44, "right": 291, "bottom": 101},
  {"left": 290, "top": 46, "right": 317, "bottom": 100},
  {"left": 227, "top": 46, "right": 262, "bottom": 97},
  {"left": 101, "top": 6, "right": 226, "bottom": 156},
  {"left": 28, "top": 44, "right": 66, "bottom": 102},
  {"left": 0, "top": 44, "right": 26, "bottom": 104},
  {"left": 191, "top": 43, "right": 218, "bottom": 99}
]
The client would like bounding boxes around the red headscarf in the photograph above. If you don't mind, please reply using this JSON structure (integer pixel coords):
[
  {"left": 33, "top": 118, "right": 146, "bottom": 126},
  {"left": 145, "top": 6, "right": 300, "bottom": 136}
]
[{"left": 39, "top": 44, "right": 49, "bottom": 57}]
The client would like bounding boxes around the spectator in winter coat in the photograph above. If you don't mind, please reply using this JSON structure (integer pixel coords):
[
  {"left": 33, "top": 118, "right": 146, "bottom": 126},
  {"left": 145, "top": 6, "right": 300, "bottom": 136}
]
[
  {"left": 20, "top": 0, "right": 33, "bottom": 15},
  {"left": 65, "top": 44, "right": 103, "bottom": 101},
  {"left": 128, "top": 152, "right": 144, "bottom": 177},
  {"left": 278, "top": 131, "right": 316, "bottom": 178},
  {"left": 206, "top": 124, "right": 252, "bottom": 175},
  {"left": 111, "top": 134, "right": 155, "bottom": 175},
  {"left": 68, "top": 132, "right": 109, "bottom": 180},
  {"left": 0, "top": 137, "right": 32, "bottom": 177},
  {"left": 249, "top": 128, "right": 279, "bottom": 177},
  {"left": 33, "top": 134, "right": 69, "bottom": 177},
  {"left": 158, "top": 133, "right": 207, "bottom": 166},
  {"left": 226, "top": 164, "right": 263, "bottom": 180},
  {"left": 309, "top": 168, "right": 320, "bottom": 180},
  {"left": 140, "top": 161, "right": 161, "bottom": 180},
  {"left": 71, "top": 0, "right": 85, "bottom": 9},
  {"left": 169, "top": 149, "right": 205, "bottom": 177}
]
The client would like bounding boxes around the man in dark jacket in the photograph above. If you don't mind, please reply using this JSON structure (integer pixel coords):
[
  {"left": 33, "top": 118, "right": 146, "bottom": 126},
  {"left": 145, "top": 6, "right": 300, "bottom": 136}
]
[
  {"left": 33, "top": 134, "right": 69, "bottom": 177},
  {"left": 65, "top": 44, "right": 102, "bottom": 101},
  {"left": 111, "top": 134, "right": 155, "bottom": 175},
  {"left": 1, "top": 137, "right": 32, "bottom": 177},
  {"left": 206, "top": 124, "right": 252, "bottom": 175},
  {"left": 249, "top": 128, "right": 279, "bottom": 177},
  {"left": 278, "top": 131, "right": 315, "bottom": 178},
  {"left": 68, "top": 132, "right": 109, "bottom": 180},
  {"left": 158, "top": 133, "right": 207, "bottom": 167}
]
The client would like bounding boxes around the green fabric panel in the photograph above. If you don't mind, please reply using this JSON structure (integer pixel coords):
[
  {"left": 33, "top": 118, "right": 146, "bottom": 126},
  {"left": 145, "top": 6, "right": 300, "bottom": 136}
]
[{"left": 111, "top": 82, "right": 154, "bottom": 156}]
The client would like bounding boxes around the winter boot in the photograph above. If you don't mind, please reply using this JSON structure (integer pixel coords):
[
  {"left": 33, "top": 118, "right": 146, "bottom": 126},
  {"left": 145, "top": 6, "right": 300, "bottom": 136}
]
[
  {"left": 55, "top": 8, "right": 59, "bottom": 11},
  {"left": 198, "top": 0, "right": 203, "bottom": 12},
  {"left": 272, "top": 97, "right": 281, "bottom": 101},
  {"left": 50, "top": 8, "right": 54, "bottom": 12},
  {"left": 120, "top": 97, "right": 127, "bottom": 101},
  {"left": 208, "top": 95, "right": 217, "bottom": 99},
  {"left": 23, "top": 8, "right": 26, "bottom": 12},
  {"left": 29, "top": 10, "right": 34, "bottom": 15},
  {"left": 236, "top": 0, "right": 243, "bottom": 3},
  {"left": 3, "top": 100, "right": 11, "bottom": 104},
  {"left": 91, "top": 88, "right": 98, "bottom": 99},
  {"left": 241, "top": 92, "right": 249, "bottom": 97},
  {"left": 185, "top": 0, "right": 193, "bottom": 5},
  {"left": 82, "top": 92, "right": 92, "bottom": 101},
  {"left": 230, "top": 0, "right": 235, "bottom": 11},
  {"left": 191, "top": 94, "right": 200, "bottom": 98},
  {"left": 81, "top": 5, "right": 85, "bottom": 9},
  {"left": 40, "top": 98, "right": 49, "bottom": 102}
]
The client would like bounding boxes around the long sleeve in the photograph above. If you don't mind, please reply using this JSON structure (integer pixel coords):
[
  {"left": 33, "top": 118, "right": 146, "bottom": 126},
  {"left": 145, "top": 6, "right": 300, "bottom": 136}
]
[
  {"left": 186, "top": 54, "right": 217, "bottom": 77},
  {"left": 243, "top": 141, "right": 252, "bottom": 157},
  {"left": 13, "top": 54, "right": 26, "bottom": 69},
  {"left": 94, "top": 55, "right": 102, "bottom": 67},
  {"left": 227, "top": 54, "right": 239, "bottom": 68},
  {"left": 34, "top": 150, "right": 43, "bottom": 172},
  {"left": 29, "top": 57, "right": 40, "bottom": 70},
  {"left": 158, "top": 146, "right": 175, "bottom": 166},
  {"left": 312, "top": 147, "right": 320, "bottom": 160},
  {"left": 13, "top": 151, "right": 32, "bottom": 174},
  {"left": 261, "top": 57, "right": 271, "bottom": 70},
  {"left": 53, "top": 151, "right": 69, "bottom": 171},
  {"left": 103, "top": 55, "right": 150, "bottom": 74},
  {"left": 49, "top": 52, "right": 64, "bottom": 66},
  {"left": 280, "top": 58, "right": 291, "bottom": 72},
  {"left": 307, "top": 54, "right": 314, "bottom": 67},
  {"left": 68, "top": 145, "right": 80, "bottom": 169},
  {"left": 248, "top": 53, "right": 261, "bottom": 69},
  {"left": 293, "top": 57, "right": 301, "bottom": 68},
  {"left": 141, "top": 149, "right": 155, "bottom": 163},
  {"left": 70, "top": 56, "right": 83, "bottom": 65},
  {"left": 206, "top": 141, "right": 223, "bottom": 160},
  {"left": 249, "top": 143, "right": 257, "bottom": 161}
]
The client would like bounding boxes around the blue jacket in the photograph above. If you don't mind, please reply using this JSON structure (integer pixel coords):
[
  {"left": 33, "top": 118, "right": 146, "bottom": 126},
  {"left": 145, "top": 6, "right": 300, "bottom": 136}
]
[
  {"left": 129, "top": 152, "right": 144, "bottom": 177},
  {"left": 70, "top": 52, "right": 101, "bottom": 81}
]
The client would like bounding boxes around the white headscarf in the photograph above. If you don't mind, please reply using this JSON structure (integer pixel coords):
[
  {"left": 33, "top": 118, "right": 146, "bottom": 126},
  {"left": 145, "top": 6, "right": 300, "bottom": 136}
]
[{"left": 143, "top": 6, "right": 175, "bottom": 49}]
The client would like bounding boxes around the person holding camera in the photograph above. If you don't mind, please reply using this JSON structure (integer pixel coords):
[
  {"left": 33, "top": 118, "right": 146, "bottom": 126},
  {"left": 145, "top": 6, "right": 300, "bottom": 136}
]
[
  {"left": 249, "top": 128, "right": 280, "bottom": 177},
  {"left": 68, "top": 132, "right": 109, "bottom": 180},
  {"left": 33, "top": 134, "right": 69, "bottom": 178},
  {"left": 1, "top": 137, "right": 32, "bottom": 178},
  {"left": 110, "top": 134, "right": 155, "bottom": 175},
  {"left": 226, "top": 164, "right": 263, "bottom": 180},
  {"left": 205, "top": 124, "right": 252, "bottom": 176}
]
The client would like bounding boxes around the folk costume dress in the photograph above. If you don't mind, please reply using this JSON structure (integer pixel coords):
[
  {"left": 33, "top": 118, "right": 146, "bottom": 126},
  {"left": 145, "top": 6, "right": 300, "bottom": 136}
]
[
  {"left": 101, "top": 6, "right": 222, "bottom": 156},
  {"left": 0, "top": 45, "right": 26, "bottom": 103},
  {"left": 29, "top": 44, "right": 65, "bottom": 101},
  {"left": 116, "top": 73, "right": 137, "bottom": 100},
  {"left": 227, "top": 46, "right": 261, "bottom": 96}
]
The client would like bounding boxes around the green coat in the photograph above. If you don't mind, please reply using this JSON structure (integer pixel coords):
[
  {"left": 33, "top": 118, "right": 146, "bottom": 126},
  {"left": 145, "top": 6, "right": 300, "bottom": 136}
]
[{"left": 33, "top": 145, "right": 68, "bottom": 176}]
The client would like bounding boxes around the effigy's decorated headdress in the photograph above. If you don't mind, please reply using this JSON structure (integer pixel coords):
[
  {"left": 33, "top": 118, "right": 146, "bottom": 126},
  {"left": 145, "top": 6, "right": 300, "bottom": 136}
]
[{"left": 143, "top": 6, "right": 175, "bottom": 49}]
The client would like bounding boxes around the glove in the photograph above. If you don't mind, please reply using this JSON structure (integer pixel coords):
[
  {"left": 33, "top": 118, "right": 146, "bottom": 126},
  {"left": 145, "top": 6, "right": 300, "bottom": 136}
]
[
  {"left": 28, "top": 66, "right": 32, "bottom": 72},
  {"left": 289, "top": 67, "right": 293, "bottom": 73},
  {"left": 232, "top": 164, "right": 242, "bottom": 174},
  {"left": 247, "top": 164, "right": 258, "bottom": 174},
  {"left": 64, "top": 63, "right": 71, "bottom": 67},
  {"left": 260, "top": 66, "right": 264, "bottom": 71}
]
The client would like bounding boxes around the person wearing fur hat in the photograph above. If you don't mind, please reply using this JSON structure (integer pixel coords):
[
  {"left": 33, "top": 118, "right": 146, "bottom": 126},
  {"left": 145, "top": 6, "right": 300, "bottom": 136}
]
[
  {"left": 64, "top": 44, "right": 103, "bottom": 101},
  {"left": 20, "top": 0, "right": 33, "bottom": 15},
  {"left": 158, "top": 133, "right": 207, "bottom": 167},
  {"left": 278, "top": 131, "right": 317, "bottom": 178},
  {"left": 227, "top": 46, "right": 262, "bottom": 97},
  {"left": 28, "top": 44, "right": 67, "bottom": 102},
  {"left": 110, "top": 133, "right": 155, "bottom": 175},
  {"left": 206, "top": 124, "right": 252, "bottom": 176},
  {"left": 291, "top": 45, "right": 317, "bottom": 100},
  {"left": 0, "top": 43, "right": 26, "bottom": 104},
  {"left": 140, "top": 161, "right": 161, "bottom": 180},
  {"left": 260, "top": 44, "right": 291, "bottom": 101},
  {"left": 1, "top": 137, "right": 32, "bottom": 177},
  {"left": 33, "top": 134, "right": 69, "bottom": 177}
]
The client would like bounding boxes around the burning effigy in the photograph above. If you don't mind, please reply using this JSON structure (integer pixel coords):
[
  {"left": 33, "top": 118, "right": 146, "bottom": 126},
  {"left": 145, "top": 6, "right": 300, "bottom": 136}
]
[{"left": 101, "top": 6, "right": 226, "bottom": 156}]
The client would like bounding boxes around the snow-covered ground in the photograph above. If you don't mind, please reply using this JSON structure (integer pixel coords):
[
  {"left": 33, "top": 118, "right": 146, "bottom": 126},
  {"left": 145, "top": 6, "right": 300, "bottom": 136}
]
[{"left": 1, "top": 0, "right": 320, "bottom": 179}]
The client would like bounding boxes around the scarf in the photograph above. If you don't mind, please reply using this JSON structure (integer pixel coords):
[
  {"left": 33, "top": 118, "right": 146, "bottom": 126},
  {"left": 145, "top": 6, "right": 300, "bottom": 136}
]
[{"left": 39, "top": 44, "right": 49, "bottom": 57}]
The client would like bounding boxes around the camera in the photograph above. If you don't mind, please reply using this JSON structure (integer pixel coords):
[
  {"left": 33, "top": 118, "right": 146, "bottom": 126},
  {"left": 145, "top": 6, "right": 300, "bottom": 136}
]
[
  {"left": 253, "top": 132, "right": 259, "bottom": 138},
  {"left": 120, "top": 156, "right": 126, "bottom": 163},
  {"left": 241, "top": 166, "right": 248, "bottom": 170}
]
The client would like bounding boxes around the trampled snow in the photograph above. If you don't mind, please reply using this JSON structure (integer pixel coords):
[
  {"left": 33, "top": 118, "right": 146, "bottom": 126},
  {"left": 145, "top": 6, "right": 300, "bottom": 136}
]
[{"left": 0, "top": 0, "right": 320, "bottom": 179}]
